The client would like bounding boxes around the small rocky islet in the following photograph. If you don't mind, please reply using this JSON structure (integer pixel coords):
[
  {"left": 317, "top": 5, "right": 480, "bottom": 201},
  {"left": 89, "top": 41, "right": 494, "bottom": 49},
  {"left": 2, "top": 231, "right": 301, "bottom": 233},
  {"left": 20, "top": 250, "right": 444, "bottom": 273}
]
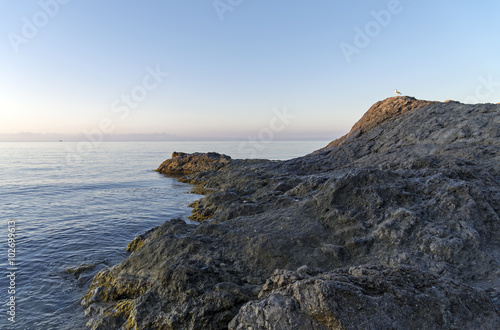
[{"left": 82, "top": 96, "right": 500, "bottom": 329}]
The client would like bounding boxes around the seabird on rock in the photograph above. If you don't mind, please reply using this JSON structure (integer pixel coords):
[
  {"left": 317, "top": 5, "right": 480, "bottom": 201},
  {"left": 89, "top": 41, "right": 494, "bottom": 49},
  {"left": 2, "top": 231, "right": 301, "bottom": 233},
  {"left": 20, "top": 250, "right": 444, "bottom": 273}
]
[{"left": 395, "top": 89, "right": 402, "bottom": 96}]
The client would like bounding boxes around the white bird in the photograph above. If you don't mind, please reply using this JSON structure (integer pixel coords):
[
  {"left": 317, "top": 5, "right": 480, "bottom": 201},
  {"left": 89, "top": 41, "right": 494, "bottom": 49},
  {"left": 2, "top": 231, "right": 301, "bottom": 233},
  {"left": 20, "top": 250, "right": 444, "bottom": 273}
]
[{"left": 394, "top": 89, "right": 402, "bottom": 96}]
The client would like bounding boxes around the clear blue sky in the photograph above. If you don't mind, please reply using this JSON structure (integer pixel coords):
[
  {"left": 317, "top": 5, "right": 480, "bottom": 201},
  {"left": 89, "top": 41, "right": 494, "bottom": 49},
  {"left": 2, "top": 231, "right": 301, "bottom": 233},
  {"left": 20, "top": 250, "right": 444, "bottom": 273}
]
[{"left": 1, "top": 0, "right": 499, "bottom": 141}]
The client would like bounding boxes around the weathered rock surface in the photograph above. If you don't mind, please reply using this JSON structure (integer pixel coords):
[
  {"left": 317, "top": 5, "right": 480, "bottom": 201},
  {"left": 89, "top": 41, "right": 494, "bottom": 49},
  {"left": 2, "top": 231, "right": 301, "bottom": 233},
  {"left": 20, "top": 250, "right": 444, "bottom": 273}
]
[
  {"left": 320, "top": 96, "right": 436, "bottom": 149},
  {"left": 230, "top": 265, "right": 500, "bottom": 330},
  {"left": 156, "top": 152, "right": 231, "bottom": 175},
  {"left": 83, "top": 97, "right": 500, "bottom": 329}
]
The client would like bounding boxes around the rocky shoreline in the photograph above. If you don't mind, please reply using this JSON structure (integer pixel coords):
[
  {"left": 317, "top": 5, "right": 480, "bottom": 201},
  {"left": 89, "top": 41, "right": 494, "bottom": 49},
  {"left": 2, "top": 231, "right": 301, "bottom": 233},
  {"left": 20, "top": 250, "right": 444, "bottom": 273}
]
[{"left": 82, "top": 96, "right": 500, "bottom": 329}]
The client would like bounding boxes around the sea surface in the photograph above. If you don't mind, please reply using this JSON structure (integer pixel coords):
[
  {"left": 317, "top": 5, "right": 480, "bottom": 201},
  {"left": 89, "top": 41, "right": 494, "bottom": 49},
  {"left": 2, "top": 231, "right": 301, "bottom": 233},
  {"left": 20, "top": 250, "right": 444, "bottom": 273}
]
[{"left": 0, "top": 141, "right": 327, "bottom": 329}]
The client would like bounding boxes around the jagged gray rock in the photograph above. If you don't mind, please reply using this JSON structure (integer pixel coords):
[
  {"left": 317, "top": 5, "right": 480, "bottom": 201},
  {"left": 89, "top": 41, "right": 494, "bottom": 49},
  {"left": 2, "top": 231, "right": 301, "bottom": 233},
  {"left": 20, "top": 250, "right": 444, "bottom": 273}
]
[
  {"left": 83, "top": 97, "right": 500, "bottom": 329},
  {"left": 230, "top": 265, "right": 500, "bottom": 330}
]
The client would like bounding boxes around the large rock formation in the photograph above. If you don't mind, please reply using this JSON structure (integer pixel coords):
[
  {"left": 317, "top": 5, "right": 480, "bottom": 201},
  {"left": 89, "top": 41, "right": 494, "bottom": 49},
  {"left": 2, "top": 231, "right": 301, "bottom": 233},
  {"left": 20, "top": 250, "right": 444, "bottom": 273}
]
[{"left": 83, "top": 97, "right": 500, "bottom": 329}]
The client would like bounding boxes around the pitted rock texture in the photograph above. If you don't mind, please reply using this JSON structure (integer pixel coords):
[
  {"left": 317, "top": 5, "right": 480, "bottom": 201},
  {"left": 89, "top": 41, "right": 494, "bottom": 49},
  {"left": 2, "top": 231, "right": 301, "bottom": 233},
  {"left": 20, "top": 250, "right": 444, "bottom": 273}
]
[
  {"left": 230, "top": 265, "right": 500, "bottom": 330},
  {"left": 156, "top": 152, "right": 231, "bottom": 175},
  {"left": 320, "top": 96, "right": 436, "bottom": 149},
  {"left": 83, "top": 98, "right": 500, "bottom": 329}
]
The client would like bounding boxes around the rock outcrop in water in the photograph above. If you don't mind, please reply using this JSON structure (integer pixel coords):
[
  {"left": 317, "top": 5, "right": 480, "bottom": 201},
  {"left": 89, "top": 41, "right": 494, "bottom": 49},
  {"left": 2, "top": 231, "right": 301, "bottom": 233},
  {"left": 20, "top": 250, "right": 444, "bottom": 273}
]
[
  {"left": 155, "top": 152, "right": 231, "bottom": 175},
  {"left": 83, "top": 97, "right": 500, "bottom": 329}
]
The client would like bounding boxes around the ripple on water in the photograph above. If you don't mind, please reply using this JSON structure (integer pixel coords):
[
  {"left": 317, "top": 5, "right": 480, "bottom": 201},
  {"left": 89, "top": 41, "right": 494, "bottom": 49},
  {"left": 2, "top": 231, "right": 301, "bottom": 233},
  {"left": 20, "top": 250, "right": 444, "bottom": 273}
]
[
  {"left": 0, "top": 141, "right": 328, "bottom": 328},
  {"left": 0, "top": 143, "right": 203, "bottom": 329}
]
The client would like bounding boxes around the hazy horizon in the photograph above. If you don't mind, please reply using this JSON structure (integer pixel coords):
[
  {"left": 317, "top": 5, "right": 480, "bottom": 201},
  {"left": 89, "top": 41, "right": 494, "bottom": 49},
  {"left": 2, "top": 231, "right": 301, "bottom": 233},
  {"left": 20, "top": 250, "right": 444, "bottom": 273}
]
[{"left": 0, "top": 131, "right": 336, "bottom": 142}]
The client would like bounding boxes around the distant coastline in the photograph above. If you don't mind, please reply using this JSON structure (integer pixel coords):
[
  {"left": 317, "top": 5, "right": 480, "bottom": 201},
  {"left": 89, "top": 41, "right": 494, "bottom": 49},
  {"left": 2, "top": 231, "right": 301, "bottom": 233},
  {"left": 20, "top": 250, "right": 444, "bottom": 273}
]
[{"left": 0, "top": 133, "right": 337, "bottom": 143}]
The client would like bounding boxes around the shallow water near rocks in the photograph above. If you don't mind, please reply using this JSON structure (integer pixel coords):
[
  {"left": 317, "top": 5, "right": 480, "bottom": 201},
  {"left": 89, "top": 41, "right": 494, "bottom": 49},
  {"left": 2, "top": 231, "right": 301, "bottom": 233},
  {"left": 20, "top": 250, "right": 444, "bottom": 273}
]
[{"left": 0, "top": 141, "right": 326, "bottom": 329}]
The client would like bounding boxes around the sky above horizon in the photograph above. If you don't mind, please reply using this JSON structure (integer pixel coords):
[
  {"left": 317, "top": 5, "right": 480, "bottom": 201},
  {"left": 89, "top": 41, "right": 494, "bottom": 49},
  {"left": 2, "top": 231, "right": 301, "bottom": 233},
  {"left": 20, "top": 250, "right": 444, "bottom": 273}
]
[{"left": 1, "top": 1, "right": 499, "bottom": 141}]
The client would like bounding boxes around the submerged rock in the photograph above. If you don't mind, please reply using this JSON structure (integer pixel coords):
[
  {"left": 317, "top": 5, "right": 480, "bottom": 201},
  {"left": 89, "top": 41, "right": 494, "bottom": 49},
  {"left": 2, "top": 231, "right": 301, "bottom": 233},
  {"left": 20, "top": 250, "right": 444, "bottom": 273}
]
[
  {"left": 83, "top": 98, "right": 500, "bottom": 329},
  {"left": 65, "top": 263, "right": 99, "bottom": 279}
]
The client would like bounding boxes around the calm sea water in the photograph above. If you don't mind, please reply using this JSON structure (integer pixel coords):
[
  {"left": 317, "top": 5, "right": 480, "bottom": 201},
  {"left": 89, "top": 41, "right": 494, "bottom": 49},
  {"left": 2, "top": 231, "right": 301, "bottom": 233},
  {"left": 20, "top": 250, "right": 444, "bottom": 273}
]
[{"left": 0, "top": 141, "right": 327, "bottom": 329}]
